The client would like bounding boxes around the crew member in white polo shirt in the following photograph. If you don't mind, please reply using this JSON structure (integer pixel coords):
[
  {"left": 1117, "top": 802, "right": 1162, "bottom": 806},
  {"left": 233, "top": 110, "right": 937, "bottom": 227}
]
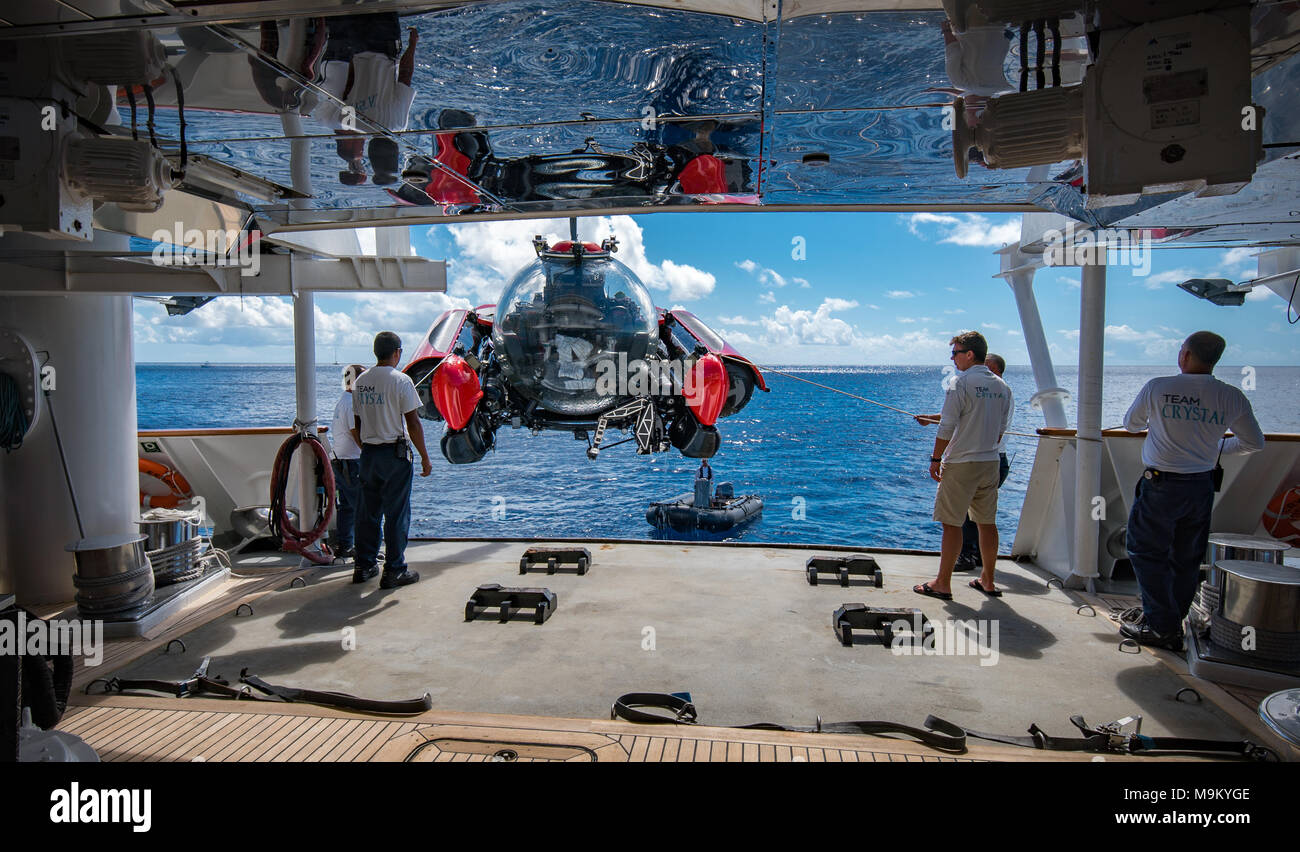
[
  {"left": 351, "top": 331, "right": 431, "bottom": 589},
  {"left": 915, "top": 351, "right": 1013, "bottom": 570},
  {"left": 328, "top": 363, "right": 366, "bottom": 560},
  {"left": 1120, "top": 330, "right": 1264, "bottom": 649},
  {"left": 914, "top": 331, "right": 1012, "bottom": 600}
]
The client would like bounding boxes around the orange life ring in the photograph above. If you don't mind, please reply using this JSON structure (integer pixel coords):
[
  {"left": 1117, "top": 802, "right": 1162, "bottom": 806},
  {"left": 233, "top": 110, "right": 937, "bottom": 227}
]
[
  {"left": 1261, "top": 484, "right": 1300, "bottom": 547},
  {"left": 139, "top": 458, "right": 192, "bottom": 509}
]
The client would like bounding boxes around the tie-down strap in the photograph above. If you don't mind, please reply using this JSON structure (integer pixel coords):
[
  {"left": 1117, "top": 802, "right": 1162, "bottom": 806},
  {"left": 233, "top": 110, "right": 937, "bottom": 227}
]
[
  {"left": 609, "top": 694, "right": 1276, "bottom": 760},
  {"left": 610, "top": 693, "right": 967, "bottom": 754}
]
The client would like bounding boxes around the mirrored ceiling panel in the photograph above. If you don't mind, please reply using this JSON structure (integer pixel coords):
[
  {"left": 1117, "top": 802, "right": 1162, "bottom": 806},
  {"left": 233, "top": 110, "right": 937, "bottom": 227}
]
[{"left": 9, "top": 0, "right": 1296, "bottom": 235}]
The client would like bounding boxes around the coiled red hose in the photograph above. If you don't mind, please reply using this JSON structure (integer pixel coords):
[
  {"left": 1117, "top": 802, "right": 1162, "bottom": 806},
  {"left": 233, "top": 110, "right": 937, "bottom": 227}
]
[{"left": 269, "top": 431, "right": 336, "bottom": 565}]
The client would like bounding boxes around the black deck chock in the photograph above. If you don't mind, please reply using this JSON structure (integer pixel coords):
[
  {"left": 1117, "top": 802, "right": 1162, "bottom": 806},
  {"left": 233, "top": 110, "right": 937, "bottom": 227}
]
[
  {"left": 520, "top": 546, "right": 591, "bottom": 576},
  {"left": 465, "top": 584, "right": 557, "bottom": 625},
  {"left": 807, "top": 554, "right": 882, "bottom": 588},
  {"left": 833, "top": 604, "right": 932, "bottom": 647}
]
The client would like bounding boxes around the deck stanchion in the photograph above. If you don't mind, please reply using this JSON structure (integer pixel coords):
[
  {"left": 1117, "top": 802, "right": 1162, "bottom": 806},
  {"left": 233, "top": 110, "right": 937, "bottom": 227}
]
[{"left": 1073, "top": 259, "right": 1106, "bottom": 591}]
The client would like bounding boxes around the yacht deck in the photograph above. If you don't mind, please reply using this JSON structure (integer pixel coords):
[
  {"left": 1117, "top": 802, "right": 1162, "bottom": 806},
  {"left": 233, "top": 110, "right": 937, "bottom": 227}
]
[{"left": 51, "top": 539, "right": 1285, "bottom": 762}]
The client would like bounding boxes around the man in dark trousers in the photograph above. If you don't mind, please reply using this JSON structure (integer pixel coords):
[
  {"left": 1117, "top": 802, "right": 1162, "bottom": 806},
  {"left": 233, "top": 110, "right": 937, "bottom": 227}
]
[
  {"left": 328, "top": 363, "right": 367, "bottom": 559},
  {"left": 350, "top": 331, "right": 432, "bottom": 589},
  {"left": 1121, "top": 331, "right": 1263, "bottom": 649}
]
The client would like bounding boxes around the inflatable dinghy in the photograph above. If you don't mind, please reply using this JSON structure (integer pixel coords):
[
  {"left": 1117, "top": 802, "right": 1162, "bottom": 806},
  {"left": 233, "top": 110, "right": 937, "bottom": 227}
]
[{"left": 646, "top": 482, "right": 763, "bottom": 532}]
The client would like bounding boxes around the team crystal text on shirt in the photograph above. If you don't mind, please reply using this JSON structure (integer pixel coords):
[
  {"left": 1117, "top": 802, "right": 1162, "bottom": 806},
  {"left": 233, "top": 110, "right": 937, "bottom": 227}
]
[{"left": 1160, "top": 394, "right": 1225, "bottom": 424}]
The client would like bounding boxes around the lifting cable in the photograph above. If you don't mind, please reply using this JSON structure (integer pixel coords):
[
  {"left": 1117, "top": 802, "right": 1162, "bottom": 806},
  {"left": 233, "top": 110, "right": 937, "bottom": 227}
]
[{"left": 751, "top": 363, "right": 1061, "bottom": 442}]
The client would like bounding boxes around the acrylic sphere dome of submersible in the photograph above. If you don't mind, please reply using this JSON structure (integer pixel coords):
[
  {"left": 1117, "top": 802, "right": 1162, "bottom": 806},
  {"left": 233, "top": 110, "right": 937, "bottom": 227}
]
[{"left": 490, "top": 242, "right": 658, "bottom": 417}]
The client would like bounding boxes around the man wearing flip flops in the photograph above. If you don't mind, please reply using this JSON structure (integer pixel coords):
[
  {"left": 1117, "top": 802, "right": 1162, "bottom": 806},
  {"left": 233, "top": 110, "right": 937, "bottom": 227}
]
[{"left": 915, "top": 331, "right": 1012, "bottom": 601}]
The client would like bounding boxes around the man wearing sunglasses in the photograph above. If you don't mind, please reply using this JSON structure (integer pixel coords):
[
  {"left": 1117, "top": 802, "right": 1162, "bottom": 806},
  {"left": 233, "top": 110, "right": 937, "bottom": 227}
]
[
  {"left": 914, "top": 331, "right": 1012, "bottom": 600},
  {"left": 915, "top": 352, "right": 1013, "bottom": 570}
]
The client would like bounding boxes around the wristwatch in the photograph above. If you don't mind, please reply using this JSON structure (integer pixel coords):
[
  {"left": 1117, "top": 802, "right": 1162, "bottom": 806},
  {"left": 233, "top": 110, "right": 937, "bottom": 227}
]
[{"left": 929, "top": 457, "right": 941, "bottom": 463}]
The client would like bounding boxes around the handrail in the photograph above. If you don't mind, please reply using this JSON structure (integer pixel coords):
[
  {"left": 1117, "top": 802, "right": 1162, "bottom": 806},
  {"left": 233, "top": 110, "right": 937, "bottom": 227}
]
[
  {"left": 139, "top": 426, "right": 329, "bottom": 438},
  {"left": 1036, "top": 427, "right": 1300, "bottom": 443}
]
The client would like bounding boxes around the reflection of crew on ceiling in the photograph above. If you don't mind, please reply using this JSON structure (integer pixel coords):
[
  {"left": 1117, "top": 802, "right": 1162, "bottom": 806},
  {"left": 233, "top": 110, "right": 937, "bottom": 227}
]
[
  {"left": 941, "top": 9, "right": 1015, "bottom": 98},
  {"left": 305, "top": 14, "right": 418, "bottom": 186},
  {"left": 248, "top": 18, "right": 327, "bottom": 112},
  {"left": 390, "top": 109, "right": 755, "bottom": 210}
]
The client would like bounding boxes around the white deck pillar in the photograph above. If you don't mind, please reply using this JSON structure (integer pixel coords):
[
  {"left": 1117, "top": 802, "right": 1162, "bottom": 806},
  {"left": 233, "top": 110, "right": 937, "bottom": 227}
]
[
  {"left": 292, "top": 284, "right": 318, "bottom": 546},
  {"left": 998, "top": 242, "right": 1078, "bottom": 571},
  {"left": 0, "top": 294, "right": 138, "bottom": 603},
  {"left": 284, "top": 109, "right": 321, "bottom": 554},
  {"left": 1006, "top": 267, "right": 1069, "bottom": 429},
  {"left": 1072, "top": 259, "right": 1106, "bottom": 586}
]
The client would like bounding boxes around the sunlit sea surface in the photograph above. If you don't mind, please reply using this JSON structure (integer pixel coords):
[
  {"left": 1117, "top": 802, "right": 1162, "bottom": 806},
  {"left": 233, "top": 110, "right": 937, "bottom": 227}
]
[{"left": 137, "top": 364, "right": 1300, "bottom": 551}]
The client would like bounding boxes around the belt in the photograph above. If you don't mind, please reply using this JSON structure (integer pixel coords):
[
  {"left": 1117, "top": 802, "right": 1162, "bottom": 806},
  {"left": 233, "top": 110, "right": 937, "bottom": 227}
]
[
  {"left": 1143, "top": 468, "right": 1212, "bottom": 480},
  {"left": 362, "top": 441, "right": 403, "bottom": 448}
]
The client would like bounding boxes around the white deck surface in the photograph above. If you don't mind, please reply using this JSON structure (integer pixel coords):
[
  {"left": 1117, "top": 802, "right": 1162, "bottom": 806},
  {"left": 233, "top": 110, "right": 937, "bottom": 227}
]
[{"left": 97, "top": 539, "right": 1261, "bottom": 744}]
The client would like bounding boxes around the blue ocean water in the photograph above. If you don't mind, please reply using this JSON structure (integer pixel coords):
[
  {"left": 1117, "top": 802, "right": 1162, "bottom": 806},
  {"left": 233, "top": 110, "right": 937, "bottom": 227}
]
[{"left": 136, "top": 363, "right": 1300, "bottom": 550}]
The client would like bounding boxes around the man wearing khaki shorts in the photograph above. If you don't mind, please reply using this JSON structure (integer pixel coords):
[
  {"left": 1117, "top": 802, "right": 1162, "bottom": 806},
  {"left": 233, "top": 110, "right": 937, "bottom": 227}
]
[{"left": 914, "top": 331, "right": 1012, "bottom": 600}]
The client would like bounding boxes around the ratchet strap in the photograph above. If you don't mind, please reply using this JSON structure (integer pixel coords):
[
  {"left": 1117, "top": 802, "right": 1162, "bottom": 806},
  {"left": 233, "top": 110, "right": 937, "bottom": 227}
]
[{"left": 609, "top": 694, "right": 1275, "bottom": 760}]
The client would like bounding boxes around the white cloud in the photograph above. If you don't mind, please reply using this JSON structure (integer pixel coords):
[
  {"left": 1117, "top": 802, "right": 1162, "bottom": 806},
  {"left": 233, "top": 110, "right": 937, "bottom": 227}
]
[
  {"left": 735, "top": 258, "right": 788, "bottom": 288},
  {"left": 133, "top": 290, "right": 473, "bottom": 355},
  {"left": 905, "top": 213, "right": 1020, "bottom": 247},
  {"left": 944, "top": 309, "right": 965, "bottom": 315},
  {"left": 885, "top": 289, "right": 919, "bottom": 299},
  {"left": 1105, "top": 324, "right": 1161, "bottom": 342},
  {"left": 1142, "top": 268, "right": 1195, "bottom": 290},
  {"left": 759, "top": 290, "right": 776, "bottom": 303},
  {"left": 1246, "top": 285, "right": 1275, "bottom": 302},
  {"left": 1222, "top": 247, "right": 1256, "bottom": 271},
  {"left": 758, "top": 299, "right": 862, "bottom": 346},
  {"left": 717, "top": 328, "right": 759, "bottom": 347},
  {"left": 660, "top": 258, "right": 717, "bottom": 301},
  {"left": 446, "top": 215, "right": 716, "bottom": 304},
  {"left": 1142, "top": 338, "right": 1181, "bottom": 360},
  {"left": 794, "top": 277, "right": 811, "bottom": 289},
  {"left": 867, "top": 304, "right": 881, "bottom": 310},
  {"left": 707, "top": 298, "right": 972, "bottom": 364},
  {"left": 851, "top": 330, "right": 953, "bottom": 362},
  {"left": 905, "top": 212, "right": 959, "bottom": 238}
]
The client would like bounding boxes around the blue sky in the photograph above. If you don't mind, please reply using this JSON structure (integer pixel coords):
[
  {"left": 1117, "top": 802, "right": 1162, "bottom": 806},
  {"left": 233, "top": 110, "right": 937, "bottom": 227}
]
[{"left": 133, "top": 211, "right": 1300, "bottom": 367}]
